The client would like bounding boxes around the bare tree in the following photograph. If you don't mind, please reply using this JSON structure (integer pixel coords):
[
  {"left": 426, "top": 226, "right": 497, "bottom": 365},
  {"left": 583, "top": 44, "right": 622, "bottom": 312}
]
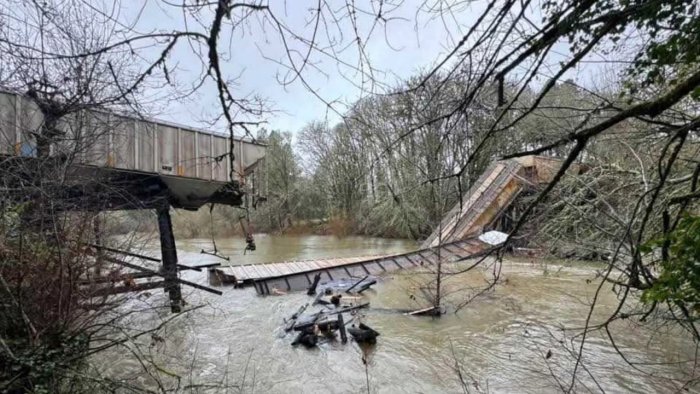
[
  {"left": 382, "top": 0, "right": 700, "bottom": 390},
  {"left": 0, "top": 0, "right": 396, "bottom": 391}
]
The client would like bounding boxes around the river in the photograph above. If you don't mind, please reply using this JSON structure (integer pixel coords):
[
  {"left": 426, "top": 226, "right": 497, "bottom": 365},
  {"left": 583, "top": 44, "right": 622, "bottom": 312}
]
[{"left": 96, "top": 234, "right": 698, "bottom": 393}]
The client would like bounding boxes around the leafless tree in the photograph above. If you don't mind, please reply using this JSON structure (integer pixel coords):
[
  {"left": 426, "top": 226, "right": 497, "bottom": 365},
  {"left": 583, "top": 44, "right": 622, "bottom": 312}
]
[{"left": 0, "top": 0, "right": 397, "bottom": 391}]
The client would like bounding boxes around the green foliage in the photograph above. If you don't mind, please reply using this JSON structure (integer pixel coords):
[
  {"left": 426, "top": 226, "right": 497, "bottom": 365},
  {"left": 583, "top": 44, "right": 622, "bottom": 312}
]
[
  {"left": 0, "top": 210, "right": 104, "bottom": 392},
  {"left": 3, "top": 334, "right": 90, "bottom": 393},
  {"left": 541, "top": 0, "right": 699, "bottom": 90},
  {"left": 628, "top": 0, "right": 699, "bottom": 85},
  {"left": 642, "top": 215, "right": 700, "bottom": 310}
]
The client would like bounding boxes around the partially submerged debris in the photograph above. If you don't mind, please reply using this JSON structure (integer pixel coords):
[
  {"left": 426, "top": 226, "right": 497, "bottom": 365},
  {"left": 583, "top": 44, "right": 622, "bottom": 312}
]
[
  {"left": 284, "top": 304, "right": 308, "bottom": 332},
  {"left": 338, "top": 313, "right": 348, "bottom": 344},
  {"left": 345, "top": 275, "right": 369, "bottom": 293},
  {"left": 343, "top": 276, "right": 377, "bottom": 294},
  {"left": 330, "top": 294, "right": 342, "bottom": 306},
  {"left": 307, "top": 273, "right": 322, "bottom": 295},
  {"left": 293, "top": 317, "right": 340, "bottom": 332},
  {"left": 324, "top": 302, "right": 369, "bottom": 316},
  {"left": 405, "top": 306, "right": 441, "bottom": 316},
  {"left": 478, "top": 230, "right": 509, "bottom": 246},
  {"left": 292, "top": 331, "right": 318, "bottom": 348},
  {"left": 280, "top": 280, "right": 378, "bottom": 349},
  {"left": 271, "top": 287, "right": 287, "bottom": 296},
  {"left": 355, "top": 279, "right": 377, "bottom": 294},
  {"left": 347, "top": 323, "right": 380, "bottom": 344}
]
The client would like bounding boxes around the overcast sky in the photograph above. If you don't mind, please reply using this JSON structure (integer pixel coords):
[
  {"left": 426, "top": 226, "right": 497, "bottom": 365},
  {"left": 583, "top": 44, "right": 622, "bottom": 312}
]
[
  {"left": 111, "top": 0, "right": 608, "bottom": 139},
  {"left": 121, "top": 1, "right": 479, "bottom": 136}
]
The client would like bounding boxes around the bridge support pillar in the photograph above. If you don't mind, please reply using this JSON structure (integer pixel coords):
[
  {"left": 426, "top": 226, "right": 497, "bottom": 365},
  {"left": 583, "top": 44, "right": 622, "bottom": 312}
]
[{"left": 156, "top": 204, "right": 183, "bottom": 313}]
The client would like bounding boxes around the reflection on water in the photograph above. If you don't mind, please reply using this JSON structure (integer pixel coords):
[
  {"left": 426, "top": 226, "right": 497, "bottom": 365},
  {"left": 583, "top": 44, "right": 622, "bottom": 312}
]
[{"left": 96, "top": 235, "right": 697, "bottom": 393}]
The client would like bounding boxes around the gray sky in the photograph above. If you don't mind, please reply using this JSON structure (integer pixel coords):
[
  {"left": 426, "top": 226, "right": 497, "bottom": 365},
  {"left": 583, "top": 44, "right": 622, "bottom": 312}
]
[
  {"left": 115, "top": 1, "right": 606, "bottom": 139},
  {"left": 123, "top": 1, "right": 478, "bottom": 136}
]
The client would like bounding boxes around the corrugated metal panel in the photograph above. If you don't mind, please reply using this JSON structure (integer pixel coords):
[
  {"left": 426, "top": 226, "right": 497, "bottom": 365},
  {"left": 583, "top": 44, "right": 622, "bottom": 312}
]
[
  {"left": 180, "top": 129, "right": 196, "bottom": 177},
  {"left": 158, "top": 125, "right": 177, "bottom": 175},
  {"left": 136, "top": 121, "right": 155, "bottom": 173},
  {"left": 212, "top": 135, "right": 228, "bottom": 181},
  {"left": 197, "top": 132, "right": 212, "bottom": 180},
  {"left": 18, "top": 96, "right": 40, "bottom": 157},
  {"left": 238, "top": 142, "right": 266, "bottom": 176},
  {"left": 53, "top": 112, "right": 78, "bottom": 160},
  {"left": 0, "top": 93, "right": 16, "bottom": 155},
  {"left": 0, "top": 91, "right": 266, "bottom": 184},
  {"left": 84, "top": 112, "right": 110, "bottom": 166},
  {"left": 112, "top": 116, "right": 135, "bottom": 170}
]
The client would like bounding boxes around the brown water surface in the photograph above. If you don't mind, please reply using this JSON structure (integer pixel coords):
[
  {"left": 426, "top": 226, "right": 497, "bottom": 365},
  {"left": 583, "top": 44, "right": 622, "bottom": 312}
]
[{"left": 96, "top": 235, "right": 697, "bottom": 393}]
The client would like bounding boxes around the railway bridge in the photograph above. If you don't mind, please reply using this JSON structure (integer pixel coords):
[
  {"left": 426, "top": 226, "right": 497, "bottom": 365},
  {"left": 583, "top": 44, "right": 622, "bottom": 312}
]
[{"left": 0, "top": 90, "right": 266, "bottom": 311}]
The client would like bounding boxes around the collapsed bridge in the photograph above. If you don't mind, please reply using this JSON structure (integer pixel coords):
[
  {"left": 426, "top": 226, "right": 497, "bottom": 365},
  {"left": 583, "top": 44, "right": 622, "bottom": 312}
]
[{"left": 214, "top": 155, "right": 574, "bottom": 294}]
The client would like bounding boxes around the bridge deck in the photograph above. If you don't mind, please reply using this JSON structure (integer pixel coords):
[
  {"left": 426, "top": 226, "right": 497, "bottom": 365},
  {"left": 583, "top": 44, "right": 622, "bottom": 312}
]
[
  {"left": 217, "top": 255, "right": 386, "bottom": 283},
  {"left": 214, "top": 237, "right": 495, "bottom": 295}
]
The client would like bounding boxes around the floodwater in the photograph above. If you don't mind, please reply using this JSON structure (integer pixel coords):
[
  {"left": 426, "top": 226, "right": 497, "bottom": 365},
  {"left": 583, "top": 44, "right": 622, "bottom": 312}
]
[{"left": 96, "top": 235, "right": 698, "bottom": 393}]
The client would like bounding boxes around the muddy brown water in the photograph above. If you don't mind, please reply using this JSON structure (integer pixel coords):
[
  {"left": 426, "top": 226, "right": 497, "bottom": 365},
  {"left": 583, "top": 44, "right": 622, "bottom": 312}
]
[{"left": 96, "top": 235, "right": 697, "bottom": 393}]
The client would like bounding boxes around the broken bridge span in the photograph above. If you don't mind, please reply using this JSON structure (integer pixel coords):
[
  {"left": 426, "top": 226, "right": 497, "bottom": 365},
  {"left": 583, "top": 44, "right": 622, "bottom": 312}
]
[{"left": 214, "top": 155, "right": 575, "bottom": 294}]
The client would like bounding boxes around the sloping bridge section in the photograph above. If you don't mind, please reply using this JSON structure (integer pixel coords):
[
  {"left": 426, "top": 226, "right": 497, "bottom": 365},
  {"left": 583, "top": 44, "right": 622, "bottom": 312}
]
[
  {"left": 422, "top": 159, "right": 525, "bottom": 248},
  {"left": 215, "top": 155, "right": 567, "bottom": 295},
  {"left": 422, "top": 155, "right": 567, "bottom": 248}
]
